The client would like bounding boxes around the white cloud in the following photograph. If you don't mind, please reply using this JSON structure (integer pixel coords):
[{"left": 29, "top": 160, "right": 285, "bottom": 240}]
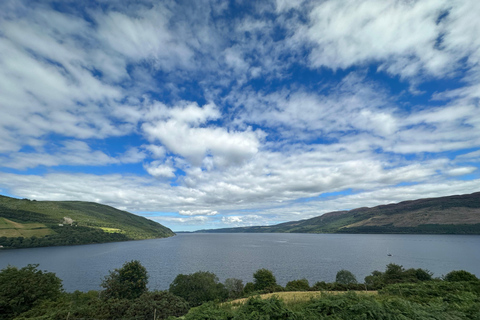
[
  {"left": 144, "top": 145, "right": 167, "bottom": 159},
  {"left": 179, "top": 210, "right": 218, "bottom": 216},
  {"left": 144, "top": 161, "right": 176, "bottom": 178},
  {"left": 446, "top": 167, "right": 477, "bottom": 177},
  {"left": 96, "top": 6, "right": 194, "bottom": 71},
  {"left": 0, "top": 0, "right": 479, "bottom": 232},
  {"left": 301, "top": 0, "right": 452, "bottom": 79},
  {"left": 0, "top": 141, "right": 146, "bottom": 170},
  {"left": 143, "top": 102, "right": 261, "bottom": 167}
]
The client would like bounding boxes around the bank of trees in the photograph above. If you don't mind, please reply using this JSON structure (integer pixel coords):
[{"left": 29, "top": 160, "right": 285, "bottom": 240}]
[
  {"left": 1, "top": 261, "right": 479, "bottom": 319},
  {"left": 0, "top": 225, "right": 131, "bottom": 249}
]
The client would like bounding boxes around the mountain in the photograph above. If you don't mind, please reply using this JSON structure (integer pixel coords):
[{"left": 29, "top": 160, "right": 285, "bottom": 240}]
[
  {"left": 0, "top": 195, "right": 174, "bottom": 248},
  {"left": 197, "top": 192, "right": 480, "bottom": 234}
]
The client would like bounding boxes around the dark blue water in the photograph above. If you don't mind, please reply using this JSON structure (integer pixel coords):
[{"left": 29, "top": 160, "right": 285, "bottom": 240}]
[{"left": 0, "top": 233, "right": 479, "bottom": 292}]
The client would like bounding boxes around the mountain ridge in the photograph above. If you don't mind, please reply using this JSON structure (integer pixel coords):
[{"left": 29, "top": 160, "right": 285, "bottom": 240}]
[
  {"left": 0, "top": 195, "right": 174, "bottom": 248},
  {"left": 196, "top": 191, "right": 480, "bottom": 234}
]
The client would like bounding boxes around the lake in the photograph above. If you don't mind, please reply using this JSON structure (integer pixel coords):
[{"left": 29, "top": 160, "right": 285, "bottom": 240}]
[{"left": 1, "top": 233, "right": 479, "bottom": 292}]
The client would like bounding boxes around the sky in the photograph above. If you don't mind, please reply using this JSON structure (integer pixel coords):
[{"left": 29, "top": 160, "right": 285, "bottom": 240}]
[{"left": 0, "top": 0, "right": 479, "bottom": 232}]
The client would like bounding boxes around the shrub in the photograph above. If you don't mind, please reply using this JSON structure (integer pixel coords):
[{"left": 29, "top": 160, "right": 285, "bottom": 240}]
[
  {"left": 0, "top": 264, "right": 63, "bottom": 319},
  {"left": 225, "top": 278, "right": 245, "bottom": 299},
  {"left": 169, "top": 271, "right": 228, "bottom": 306},
  {"left": 335, "top": 269, "right": 357, "bottom": 285},
  {"left": 100, "top": 260, "right": 148, "bottom": 300},
  {"left": 253, "top": 268, "right": 277, "bottom": 292},
  {"left": 444, "top": 270, "right": 479, "bottom": 282},
  {"left": 286, "top": 278, "right": 310, "bottom": 291}
]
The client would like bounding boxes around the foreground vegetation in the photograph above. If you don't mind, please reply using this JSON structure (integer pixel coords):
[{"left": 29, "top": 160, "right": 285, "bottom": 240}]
[
  {"left": 1, "top": 261, "right": 479, "bottom": 320},
  {"left": 0, "top": 195, "right": 174, "bottom": 248}
]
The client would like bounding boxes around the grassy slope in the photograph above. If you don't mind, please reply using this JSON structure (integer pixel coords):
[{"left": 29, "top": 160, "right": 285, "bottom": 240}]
[
  {"left": 0, "top": 195, "right": 174, "bottom": 242},
  {"left": 198, "top": 191, "right": 480, "bottom": 234},
  {"left": 0, "top": 218, "right": 52, "bottom": 238}
]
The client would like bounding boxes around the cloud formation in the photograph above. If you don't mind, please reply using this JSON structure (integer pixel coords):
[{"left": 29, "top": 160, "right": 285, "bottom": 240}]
[{"left": 0, "top": 0, "right": 479, "bottom": 231}]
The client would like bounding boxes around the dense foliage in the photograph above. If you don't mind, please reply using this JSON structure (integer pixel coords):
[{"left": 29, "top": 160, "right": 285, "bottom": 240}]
[
  {"left": 335, "top": 269, "right": 358, "bottom": 285},
  {"left": 253, "top": 268, "right": 280, "bottom": 292},
  {"left": 285, "top": 278, "right": 310, "bottom": 291},
  {"left": 364, "top": 263, "right": 433, "bottom": 289},
  {"left": 443, "top": 270, "right": 479, "bottom": 282},
  {"left": 1, "top": 261, "right": 479, "bottom": 319},
  {"left": 101, "top": 260, "right": 149, "bottom": 300},
  {"left": 0, "top": 225, "right": 130, "bottom": 248},
  {"left": 0, "top": 264, "right": 62, "bottom": 320},
  {"left": 169, "top": 271, "right": 228, "bottom": 307}
]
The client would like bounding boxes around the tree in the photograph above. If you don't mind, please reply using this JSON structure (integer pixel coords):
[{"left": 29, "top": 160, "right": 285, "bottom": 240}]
[
  {"left": 384, "top": 263, "right": 405, "bottom": 284},
  {"left": 124, "top": 291, "right": 189, "bottom": 319},
  {"left": 224, "top": 278, "right": 244, "bottom": 299},
  {"left": 253, "top": 268, "right": 277, "bottom": 292},
  {"left": 335, "top": 270, "right": 357, "bottom": 285},
  {"left": 285, "top": 278, "right": 310, "bottom": 291},
  {"left": 444, "top": 270, "right": 479, "bottom": 282},
  {"left": 0, "top": 264, "right": 63, "bottom": 319},
  {"left": 101, "top": 260, "right": 148, "bottom": 300},
  {"left": 365, "top": 270, "right": 385, "bottom": 290},
  {"left": 169, "top": 271, "right": 228, "bottom": 307},
  {"left": 404, "top": 268, "right": 433, "bottom": 282}
]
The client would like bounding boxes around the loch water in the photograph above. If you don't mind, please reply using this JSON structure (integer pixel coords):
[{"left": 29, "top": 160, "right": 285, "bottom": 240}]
[{"left": 1, "top": 233, "right": 479, "bottom": 292}]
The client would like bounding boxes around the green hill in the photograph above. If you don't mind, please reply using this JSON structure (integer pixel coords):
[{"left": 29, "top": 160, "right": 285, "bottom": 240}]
[
  {"left": 0, "top": 195, "right": 174, "bottom": 248},
  {"left": 197, "top": 191, "right": 480, "bottom": 234}
]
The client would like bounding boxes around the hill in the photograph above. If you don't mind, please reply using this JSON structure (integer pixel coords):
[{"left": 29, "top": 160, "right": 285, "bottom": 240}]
[
  {"left": 0, "top": 195, "right": 174, "bottom": 248},
  {"left": 197, "top": 191, "right": 480, "bottom": 234}
]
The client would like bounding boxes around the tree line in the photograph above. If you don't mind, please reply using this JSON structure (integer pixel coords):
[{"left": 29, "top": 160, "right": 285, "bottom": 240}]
[
  {"left": 0, "top": 225, "right": 131, "bottom": 248},
  {"left": 1, "top": 261, "right": 479, "bottom": 319}
]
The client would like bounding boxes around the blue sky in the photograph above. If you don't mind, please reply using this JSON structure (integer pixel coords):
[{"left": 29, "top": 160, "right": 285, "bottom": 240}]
[{"left": 0, "top": 0, "right": 479, "bottom": 232}]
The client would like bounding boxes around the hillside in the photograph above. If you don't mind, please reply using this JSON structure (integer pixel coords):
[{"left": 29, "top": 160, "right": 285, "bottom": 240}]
[
  {"left": 0, "top": 195, "right": 174, "bottom": 248},
  {"left": 198, "top": 191, "right": 480, "bottom": 234}
]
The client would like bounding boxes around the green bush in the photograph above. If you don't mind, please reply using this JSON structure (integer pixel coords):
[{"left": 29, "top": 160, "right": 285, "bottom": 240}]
[
  {"left": 184, "top": 301, "right": 234, "bottom": 320},
  {"left": 169, "top": 271, "right": 228, "bottom": 307},
  {"left": 285, "top": 278, "right": 310, "bottom": 291},
  {"left": 253, "top": 269, "right": 278, "bottom": 292},
  {"left": 225, "top": 278, "right": 245, "bottom": 299},
  {"left": 0, "top": 264, "right": 63, "bottom": 319},
  {"left": 444, "top": 270, "right": 479, "bottom": 282},
  {"left": 100, "top": 260, "right": 148, "bottom": 300},
  {"left": 335, "top": 269, "right": 357, "bottom": 285},
  {"left": 124, "top": 291, "right": 189, "bottom": 319},
  {"left": 235, "top": 296, "right": 297, "bottom": 319}
]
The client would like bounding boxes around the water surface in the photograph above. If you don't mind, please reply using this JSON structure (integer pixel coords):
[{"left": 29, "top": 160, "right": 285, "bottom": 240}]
[{"left": 0, "top": 233, "right": 479, "bottom": 292}]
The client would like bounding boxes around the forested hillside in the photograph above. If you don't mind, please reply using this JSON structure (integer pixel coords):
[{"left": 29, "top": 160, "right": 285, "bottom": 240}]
[
  {"left": 0, "top": 195, "right": 174, "bottom": 248},
  {"left": 198, "top": 191, "right": 480, "bottom": 234}
]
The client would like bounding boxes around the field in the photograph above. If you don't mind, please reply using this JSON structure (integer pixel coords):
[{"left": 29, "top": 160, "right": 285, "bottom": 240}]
[
  {"left": 99, "top": 227, "right": 124, "bottom": 233},
  {"left": 0, "top": 218, "right": 52, "bottom": 238},
  {"left": 229, "top": 290, "right": 378, "bottom": 306}
]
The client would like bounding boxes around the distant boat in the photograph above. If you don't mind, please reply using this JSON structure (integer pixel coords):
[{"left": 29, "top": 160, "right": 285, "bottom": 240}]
[{"left": 387, "top": 253, "right": 392, "bottom": 256}]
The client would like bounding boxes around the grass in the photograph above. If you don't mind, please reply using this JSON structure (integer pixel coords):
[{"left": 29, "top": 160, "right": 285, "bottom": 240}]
[
  {"left": 99, "top": 227, "right": 124, "bottom": 233},
  {"left": 0, "top": 218, "right": 52, "bottom": 238},
  {"left": 228, "top": 290, "right": 378, "bottom": 306}
]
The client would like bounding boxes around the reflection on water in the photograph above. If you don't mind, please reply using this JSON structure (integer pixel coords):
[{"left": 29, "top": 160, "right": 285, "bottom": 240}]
[{"left": 0, "top": 233, "right": 479, "bottom": 292}]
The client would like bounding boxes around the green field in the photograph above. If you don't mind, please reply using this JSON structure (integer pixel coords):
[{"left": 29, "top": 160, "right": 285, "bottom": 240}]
[{"left": 0, "top": 218, "right": 52, "bottom": 238}]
